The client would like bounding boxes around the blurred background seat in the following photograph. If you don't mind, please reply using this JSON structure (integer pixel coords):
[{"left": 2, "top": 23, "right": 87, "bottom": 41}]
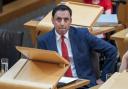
[{"left": 0, "top": 30, "right": 24, "bottom": 69}]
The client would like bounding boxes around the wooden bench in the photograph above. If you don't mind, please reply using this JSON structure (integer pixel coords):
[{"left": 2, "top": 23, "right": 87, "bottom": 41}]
[{"left": 0, "top": 0, "right": 59, "bottom": 24}]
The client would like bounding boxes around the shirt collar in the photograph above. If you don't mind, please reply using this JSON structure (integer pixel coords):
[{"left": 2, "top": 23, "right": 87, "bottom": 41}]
[{"left": 55, "top": 30, "right": 69, "bottom": 41}]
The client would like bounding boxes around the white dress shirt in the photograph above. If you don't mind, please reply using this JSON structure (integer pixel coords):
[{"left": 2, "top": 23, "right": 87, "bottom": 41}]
[{"left": 55, "top": 30, "right": 77, "bottom": 77}]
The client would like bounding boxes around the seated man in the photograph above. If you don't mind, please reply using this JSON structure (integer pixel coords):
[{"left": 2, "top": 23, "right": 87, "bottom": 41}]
[
  {"left": 119, "top": 51, "right": 128, "bottom": 72},
  {"left": 37, "top": 4, "right": 117, "bottom": 88}
]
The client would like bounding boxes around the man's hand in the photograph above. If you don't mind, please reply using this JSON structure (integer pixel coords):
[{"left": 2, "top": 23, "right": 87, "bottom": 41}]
[{"left": 96, "top": 79, "right": 104, "bottom": 85}]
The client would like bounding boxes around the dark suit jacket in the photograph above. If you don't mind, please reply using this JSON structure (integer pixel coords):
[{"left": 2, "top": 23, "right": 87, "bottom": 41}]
[{"left": 37, "top": 26, "right": 117, "bottom": 87}]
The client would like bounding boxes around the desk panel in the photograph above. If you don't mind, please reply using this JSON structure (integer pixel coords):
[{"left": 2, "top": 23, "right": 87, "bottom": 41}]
[{"left": 111, "top": 29, "right": 128, "bottom": 59}]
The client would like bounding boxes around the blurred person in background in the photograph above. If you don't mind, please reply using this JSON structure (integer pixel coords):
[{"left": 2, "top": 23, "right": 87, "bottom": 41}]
[{"left": 83, "top": 0, "right": 112, "bottom": 14}]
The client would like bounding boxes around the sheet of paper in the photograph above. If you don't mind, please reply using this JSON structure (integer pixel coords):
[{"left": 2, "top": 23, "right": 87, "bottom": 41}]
[
  {"left": 59, "top": 77, "right": 78, "bottom": 84},
  {"left": 94, "top": 14, "right": 118, "bottom": 26}
]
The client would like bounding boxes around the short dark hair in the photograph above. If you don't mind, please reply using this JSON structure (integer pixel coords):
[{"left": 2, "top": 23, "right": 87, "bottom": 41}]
[{"left": 52, "top": 4, "right": 72, "bottom": 17}]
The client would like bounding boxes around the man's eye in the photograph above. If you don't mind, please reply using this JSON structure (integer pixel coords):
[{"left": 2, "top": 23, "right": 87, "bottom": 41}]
[
  {"left": 55, "top": 18, "right": 70, "bottom": 22},
  {"left": 56, "top": 18, "right": 62, "bottom": 22},
  {"left": 64, "top": 18, "right": 69, "bottom": 22}
]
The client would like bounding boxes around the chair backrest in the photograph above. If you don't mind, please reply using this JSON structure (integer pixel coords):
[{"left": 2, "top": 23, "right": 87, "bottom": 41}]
[{"left": 0, "top": 30, "right": 24, "bottom": 69}]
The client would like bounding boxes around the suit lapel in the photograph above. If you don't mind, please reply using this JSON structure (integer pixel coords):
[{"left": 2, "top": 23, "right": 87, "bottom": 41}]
[
  {"left": 50, "top": 27, "right": 78, "bottom": 56},
  {"left": 69, "top": 28, "right": 78, "bottom": 62},
  {"left": 49, "top": 29, "right": 58, "bottom": 52}
]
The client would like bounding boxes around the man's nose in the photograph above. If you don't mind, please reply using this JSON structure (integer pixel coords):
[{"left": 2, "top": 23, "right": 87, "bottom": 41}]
[{"left": 60, "top": 19, "right": 65, "bottom": 25}]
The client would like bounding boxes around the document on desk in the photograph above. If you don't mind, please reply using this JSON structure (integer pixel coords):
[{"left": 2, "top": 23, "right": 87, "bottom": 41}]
[
  {"left": 59, "top": 77, "right": 78, "bottom": 84},
  {"left": 94, "top": 14, "right": 118, "bottom": 26},
  {"left": 57, "top": 77, "right": 78, "bottom": 88}
]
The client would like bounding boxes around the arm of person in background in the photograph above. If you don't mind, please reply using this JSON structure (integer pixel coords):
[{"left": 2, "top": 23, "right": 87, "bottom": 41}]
[
  {"left": 104, "top": 9, "right": 112, "bottom": 14},
  {"left": 119, "top": 51, "right": 128, "bottom": 72},
  {"left": 100, "top": 0, "right": 113, "bottom": 14},
  {"left": 104, "top": 0, "right": 112, "bottom": 14}
]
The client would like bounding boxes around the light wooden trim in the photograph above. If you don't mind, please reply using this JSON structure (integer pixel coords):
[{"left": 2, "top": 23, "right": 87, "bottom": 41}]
[{"left": 0, "top": 0, "right": 53, "bottom": 24}]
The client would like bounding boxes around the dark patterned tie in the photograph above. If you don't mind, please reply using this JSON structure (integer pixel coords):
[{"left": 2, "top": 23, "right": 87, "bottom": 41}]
[{"left": 61, "top": 35, "right": 72, "bottom": 77}]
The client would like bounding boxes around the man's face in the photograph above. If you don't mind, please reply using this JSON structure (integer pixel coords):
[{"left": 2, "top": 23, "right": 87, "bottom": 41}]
[{"left": 52, "top": 10, "right": 72, "bottom": 35}]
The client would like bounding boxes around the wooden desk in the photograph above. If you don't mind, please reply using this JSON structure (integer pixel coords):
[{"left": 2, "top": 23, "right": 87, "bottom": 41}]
[
  {"left": 58, "top": 79, "right": 89, "bottom": 89},
  {"left": 91, "top": 27, "right": 115, "bottom": 35},
  {"left": 24, "top": 20, "right": 123, "bottom": 47},
  {"left": 1, "top": 59, "right": 90, "bottom": 89},
  {"left": 111, "top": 29, "right": 128, "bottom": 59},
  {"left": 24, "top": 20, "right": 39, "bottom": 46},
  {"left": 0, "top": 0, "right": 58, "bottom": 24},
  {"left": 24, "top": 20, "right": 39, "bottom": 30}
]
